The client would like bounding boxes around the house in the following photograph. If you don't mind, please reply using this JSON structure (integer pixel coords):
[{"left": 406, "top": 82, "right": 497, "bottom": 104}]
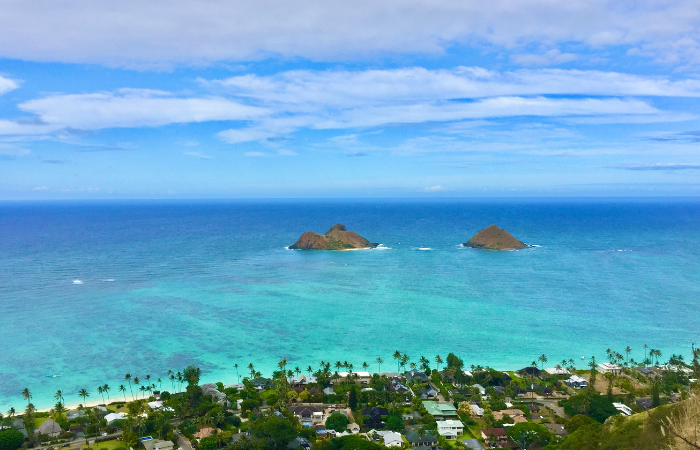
[
  {"left": 66, "top": 410, "right": 87, "bottom": 421},
  {"left": 545, "top": 367, "right": 569, "bottom": 375},
  {"left": 481, "top": 428, "right": 507, "bottom": 444},
  {"left": 287, "top": 437, "right": 312, "bottom": 450},
  {"left": 290, "top": 405, "right": 325, "bottom": 424},
  {"left": 363, "top": 406, "right": 387, "bottom": 428},
  {"left": 336, "top": 372, "right": 372, "bottom": 385},
  {"left": 402, "top": 411, "right": 421, "bottom": 421},
  {"left": 346, "top": 423, "right": 360, "bottom": 434},
  {"left": 464, "top": 439, "right": 485, "bottom": 450},
  {"left": 598, "top": 363, "right": 623, "bottom": 375},
  {"left": 471, "top": 384, "right": 486, "bottom": 396},
  {"left": 194, "top": 427, "right": 221, "bottom": 440},
  {"left": 565, "top": 375, "right": 588, "bottom": 389},
  {"left": 148, "top": 401, "right": 174, "bottom": 411},
  {"left": 288, "top": 376, "right": 317, "bottom": 389},
  {"left": 36, "top": 420, "right": 62, "bottom": 437},
  {"left": 405, "top": 430, "right": 439, "bottom": 449},
  {"left": 104, "top": 412, "right": 127, "bottom": 425},
  {"left": 493, "top": 386, "right": 506, "bottom": 394},
  {"left": 390, "top": 379, "right": 409, "bottom": 393},
  {"left": 369, "top": 430, "right": 403, "bottom": 447},
  {"left": 544, "top": 423, "right": 567, "bottom": 437},
  {"left": 200, "top": 384, "right": 230, "bottom": 406},
  {"left": 517, "top": 367, "right": 542, "bottom": 378},
  {"left": 252, "top": 377, "right": 274, "bottom": 390},
  {"left": 12, "top": 418, "right": 28, "bottom": 439},
  {"left": 492, "top": 409, "right": 526, "bottom": 422},
  {"left": 420, "top": 384, "right": 439, "bottom": 399},
  {"left": 470, "top": 403, "right": 484, "bottom": 417},
  {"left": 142, "top": 439, "right": 174, "bottom": 450},
  {"left": 636, "top": 367, "right": 655, "bottom": 378},
  {"left": 613, "top": 403, "right": 633, "bottom": 416},
  {"left": 422, "top": 401, "right": 458, "bottom": 419},
  {"left": 436, "top": 420, "right": 464, "bottom": 439},
  {"left": 405, "top": 369, "right": 430, "bottom": 383}
]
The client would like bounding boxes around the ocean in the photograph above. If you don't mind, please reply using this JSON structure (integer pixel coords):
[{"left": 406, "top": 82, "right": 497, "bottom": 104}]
[{"left": 1, "top": 199, "right": 699, "bottom": 410}]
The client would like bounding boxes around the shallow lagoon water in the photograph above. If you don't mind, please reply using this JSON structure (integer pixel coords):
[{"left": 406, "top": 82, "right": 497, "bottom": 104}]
[{"left": 1, "top": 199, "right": 699, "bottom": 409}]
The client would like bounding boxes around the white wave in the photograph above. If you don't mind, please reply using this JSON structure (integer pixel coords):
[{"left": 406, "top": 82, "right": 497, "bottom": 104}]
[
  {"left": 374, "top": 244, "right": 391, "bottom": 250},
  {"left": 418, "top": 247, "right": 432, "bottom": 250},
  {"left": 529, "top": 244, "right": 542, "bottom": 248},
  {"left": 101, "top": 279, "right": 115, "bottom": 282},
  {"left": 73, "top": 280, "right": 83, "bottom": 285}
]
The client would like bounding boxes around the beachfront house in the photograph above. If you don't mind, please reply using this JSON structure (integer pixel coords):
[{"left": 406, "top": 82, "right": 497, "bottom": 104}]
[
  {"left": 422, "top": 401, "right": 458, "bottom": 419},
  {"left": 200, "top": 383, "right": 230, "bottom": 406},
  {"left": 517, "top": 367, "right": 542, "bottom": 378},
  {"left": 545, "top": 367, "right": 569, "bottom": 375},
  {"left": 565, "top": 375, "right": 588, "bottom": 389},
  {"left": 104, "top": 412, "right": 127, "bottom": 425},
  {"left": 405, "top": 369, "right": 430, "bottom": 383},
  {"left": 66, "top": 410, "right": 87, "bottom": 421},
  {"left": 598, "top": 363, "right": 622, "bottom": 375},
  {"left": 36, "top": 420, "right": 62, "bottom": 438},
  {"left": 336, "top": 371, "right": 372, "bottom": 385},
  {"left": 436, "top": 420, "right": 464, "bottom": 439}
]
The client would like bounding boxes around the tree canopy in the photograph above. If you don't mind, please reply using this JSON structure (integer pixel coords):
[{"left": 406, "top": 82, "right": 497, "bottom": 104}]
[
  {"left": 0, "top": 429, "right": 24, "bottom": 450},
  {"left": 325, "top": 412, "right": 349, "bottom": 432},
  {"left": 561, "top": 389, "right": 618, "bottom": 423}
]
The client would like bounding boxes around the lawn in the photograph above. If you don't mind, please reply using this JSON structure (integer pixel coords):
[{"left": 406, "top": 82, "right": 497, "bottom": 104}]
[{"left": 83, "top": 439, "right": 125, "bottom": 450}]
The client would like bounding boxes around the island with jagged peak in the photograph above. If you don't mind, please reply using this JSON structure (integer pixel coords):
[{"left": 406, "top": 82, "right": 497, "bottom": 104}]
[
  {"left": 462, "top": 224, "right": 527, "bottom": 250},
  {"left": 289, "top": 223, "right": 379, "bottom": 250}
]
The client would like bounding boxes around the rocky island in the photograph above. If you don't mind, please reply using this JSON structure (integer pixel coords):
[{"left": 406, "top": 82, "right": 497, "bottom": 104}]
[
  {"left": 463, "top": 224, "right": 527, "bottom": 250},
  {"left": 289, "top": 223, "right": 379, "bottom": 250}
]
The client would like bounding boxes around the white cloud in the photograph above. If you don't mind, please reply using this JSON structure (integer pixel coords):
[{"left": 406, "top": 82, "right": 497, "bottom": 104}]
[
  {"left": 244, "top": 151, "right": 268, "bottom": 157},
  {"left": 0, "top": 1, "right": 699, "bottom": 67},
  {"left": 182, "top": 151, "right": 212, "bottom": 159},
  {"left": 425, "top": 185, "right": 448, "bottom": 192},
  {"left": 0, "top": 76, "right": 19, "bottom": 95},
  {"left": 32, "top": 185, "right": 49, "bottom": 191},
  {"left": 17, "top": 89, "right": 266, "bottom": 130},
  {"left": 511, "top": 49, "right": 578, "bottom": 66}
]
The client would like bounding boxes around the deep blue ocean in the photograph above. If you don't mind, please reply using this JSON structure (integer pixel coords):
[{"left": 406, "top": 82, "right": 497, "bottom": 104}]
[{"left": 1, "top": 199, "right": 699, "bottom": 410}]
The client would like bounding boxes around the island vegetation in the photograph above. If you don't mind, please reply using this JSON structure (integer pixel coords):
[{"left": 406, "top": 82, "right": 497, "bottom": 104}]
[{"left": 463, "top": 225, "right": 527, "bottom": 250}]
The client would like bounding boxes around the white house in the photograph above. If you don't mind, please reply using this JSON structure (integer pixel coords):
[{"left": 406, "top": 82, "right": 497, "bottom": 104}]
[
  {"left": 598, "top": 363, "right": 622, "bottom": 375},
  {"left": 613, "top": 403, "right": 633, "bottom": 416},
  {"left": 470, "top": 403, "right": 484, "bottom": 417},
  {"left": 370, "top": 430, "right": 403, "bottom": 447},
  {"left": 105, "top": 412, "right": 127, "bottom": 424},
  {"left": 565, "top": 375, "right": 588, "bottom": 389},
  {"left": 545, "top": 367, "right": 569, "bottom": 375},
  {"left": 336, "top": 372, "right": 372, "bottom": 385},
  {"left": 437, "top": 420, "right": 464, "bottom": 439}
]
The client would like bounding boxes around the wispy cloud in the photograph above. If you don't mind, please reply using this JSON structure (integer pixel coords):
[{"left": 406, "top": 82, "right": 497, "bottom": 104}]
[
  {"left": 244, "top": 151, "right": 268, "bottom": 157},
  {"left": 182, "top": 151, "right": 212, "bottom": 159},
  {"left": 610, "top": 163, "right": 700, "bottom": 171},
  {"left": 511, "top": 49, "right": 578, "bottom": 66},
  {"left": 42, "top": 159, "right": 67, "bottom": 164},
  {"left": 0, "top": 75, "right": 19, "bottom": 95},
  {"left": 424, "top": 185, "right": 448, "bottom": 192}
]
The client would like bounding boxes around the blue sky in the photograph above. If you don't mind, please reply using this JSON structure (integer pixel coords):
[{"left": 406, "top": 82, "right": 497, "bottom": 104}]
[{"left": 1, "top": 0, "right": 700, "bottom": 199}]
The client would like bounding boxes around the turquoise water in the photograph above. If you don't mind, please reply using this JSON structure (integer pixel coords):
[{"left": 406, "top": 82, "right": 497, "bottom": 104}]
[{"left": 1, "top": 199, "right": 699, "bottom": 410}]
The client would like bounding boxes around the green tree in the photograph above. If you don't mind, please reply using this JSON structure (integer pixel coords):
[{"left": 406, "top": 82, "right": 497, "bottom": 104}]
[
  {"left": 325, "top": 412, "right": 349, "bottom": 432},
  {"left": 445, "top": 353, "right": 464, "bottom": 371},
  {"left": 506, "top": 422, "right": 552, "bottom": 449},
  {"left": 183, "top": 365, "right": 202, "bottom": 386},
  {"left": 78, "top": 388, "right": 90, "bottom": 404},
  {"left": 0, "top": 429, "right": 24, "bottom": 450},
  {"left": 562, "top": 389, "right": 618, "bottom": 423},
  {"left": 385, "top": 415, "right": 404, "bottom": 432},
  {"left": 393, "top": 351, "right": 401, "bottom": 372},
  {"left": 119, "top": 385, "right": 127, "bottom": 401},
  {"left": 588, "top": 356, "right": 597, "bottom": 386},
  {"left": 250, "top": 415, "right": 297, "bottom": 450},
  {"left": 21, "top": 389, "right": 30, "bottom": 405},
  {"left": 565, "top": 414, "right": 597, "bottom": 433},
  {"left": 348, "top": 388, "right": 358, "bottom": 411},
  {"left": 435, "top": 355, "right": 443, "bottom": 371},
  {"left": 376, "top": 357, "right": 383, "bottom": 373},
  {"left": 124, "top": 374, "right": 133, "bottom": 400}
]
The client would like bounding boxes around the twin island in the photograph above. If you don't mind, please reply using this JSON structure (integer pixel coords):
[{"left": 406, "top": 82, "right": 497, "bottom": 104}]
[{"left": 289, "top": 223, "right": 528, "bottom": 250}]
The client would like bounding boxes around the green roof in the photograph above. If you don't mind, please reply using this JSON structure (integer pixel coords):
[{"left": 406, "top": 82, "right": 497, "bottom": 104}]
[{"left": 423, "top": 401, "right": 458, "bottom": 417}]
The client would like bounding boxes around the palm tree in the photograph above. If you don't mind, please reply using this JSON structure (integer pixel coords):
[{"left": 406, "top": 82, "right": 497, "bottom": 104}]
[
  {"left": 588, "top": 356, "right": 598, "bottom": 385},
  {"left": 97, "top": 386, "right": 104, "bottom": 402},
  {"left": 625, "top": 346, "right": 632, "bottom": 363},
  {"left": 644, "top": 344, "right": 649, "bottom": 365},
  {"left": 376, "top": 357, "right": 383, "bottom": 373},
  {"left": 538, "top": 354, "right": 548, "bottom": 371},
  {"left": 78, "top": 388, "right": 89, "bottom": 404},
  {"left": 335, "top": 361, "right": 342, "bottom": 372},
  {"left": 145, "top": 374, "right": 151, "bottom": 387},
  {"left": 169, "top": 374, "right": 176, "bottom": 391},
  {"left": 54, "top": 390, "right": 64, "bottom": 404},
  {"left": 400, "top": 354, "right": 410, "bottom": 372},
  {"left": 435, "top": 355, "right": 443, "bottom": 371},
  {"left": 234, "top": 364, "right": 240, "bottom": 382},
  {"left": 125, "top": 374, "right": 134, "bottom": 399},
  {"left": 21, "top": 388, "right": 31, "bottom": 405},
  {"left": 139, "top": 385, "right": 146, "bottom": 399},
  {"left": 176, "top": 372, "right": 183, "bottom": 391},
  {"left": 306, "top": 366, "right": 313, "bottom": 377},
  {"left": 247, "top": 363, "right": 255, "bottom": 378},
  {"left": 103, "top": 384, "right": 110, "bottom": 400},
  {"left": 393, "top": 351, "right": 401, "bottom": 372},
  {"left": 157, "top": 378, "right": 162, "bottom": 392},
  {"left": 119, "top": 385, "right": 127, "bottom": 401},
  {"left": 294, "top": 366, "right": 301, "bottom": 377}
]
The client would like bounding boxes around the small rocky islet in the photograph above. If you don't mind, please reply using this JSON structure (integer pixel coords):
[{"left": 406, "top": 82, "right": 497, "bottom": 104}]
[
  {"left": 289, "top": 223, "right": 379, "bottom": 250},
  {"left": 462, "top": 224, "right": 528, "bottom": 250}
]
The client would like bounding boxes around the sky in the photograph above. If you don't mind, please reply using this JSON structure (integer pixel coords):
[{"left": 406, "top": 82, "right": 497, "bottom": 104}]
[{"left": 1, "top": 0, "right": 700, "bottom": 199}]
